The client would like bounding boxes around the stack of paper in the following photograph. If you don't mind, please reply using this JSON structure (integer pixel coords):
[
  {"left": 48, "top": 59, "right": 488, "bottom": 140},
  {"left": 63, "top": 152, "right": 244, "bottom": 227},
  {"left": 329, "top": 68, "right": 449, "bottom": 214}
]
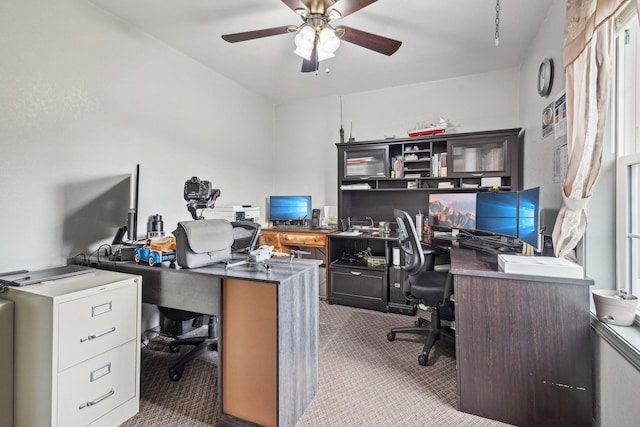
[
  {"left": 340, "top": 183, "right": 372, "bottom": 190},
  {"left": 497, "top": 254, "right": 584, "bottom": 279}
]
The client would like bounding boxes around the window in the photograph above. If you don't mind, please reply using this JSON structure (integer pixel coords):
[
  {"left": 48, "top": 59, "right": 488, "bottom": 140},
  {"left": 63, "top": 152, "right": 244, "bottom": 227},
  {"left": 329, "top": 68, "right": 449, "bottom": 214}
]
[{"left": 614, "top": 5, "right": 640, "bottom": 315}]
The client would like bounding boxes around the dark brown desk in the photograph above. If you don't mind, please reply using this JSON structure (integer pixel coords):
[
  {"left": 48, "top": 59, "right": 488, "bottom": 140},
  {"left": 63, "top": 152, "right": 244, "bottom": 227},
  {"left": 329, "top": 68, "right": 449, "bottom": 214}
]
[
  {"left": 260, "top": 227, "right": 336, "bottom": 296},
  {"left": 449, "top": 248, "right": 593, "bottom": 427}
]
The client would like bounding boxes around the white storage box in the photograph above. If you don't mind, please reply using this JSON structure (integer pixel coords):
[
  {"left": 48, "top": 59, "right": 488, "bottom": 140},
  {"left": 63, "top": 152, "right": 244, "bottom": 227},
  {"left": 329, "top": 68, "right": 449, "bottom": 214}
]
[
  {"left": 592, "top": 289, "right": 638, "bottom": 326},
  {"left": 497, "top": 254, "right": 583, "bottom": 279}
]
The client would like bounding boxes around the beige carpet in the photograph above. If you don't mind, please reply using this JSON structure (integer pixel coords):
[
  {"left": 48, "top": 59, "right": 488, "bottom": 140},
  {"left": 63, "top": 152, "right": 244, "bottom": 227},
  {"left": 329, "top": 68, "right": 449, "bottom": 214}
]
[{"left": 121, "top": 301, "right": 513, "bottom": 426}]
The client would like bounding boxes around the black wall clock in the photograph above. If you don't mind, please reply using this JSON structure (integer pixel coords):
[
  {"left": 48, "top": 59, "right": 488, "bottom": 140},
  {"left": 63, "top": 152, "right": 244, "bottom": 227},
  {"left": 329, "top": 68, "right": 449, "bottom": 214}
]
[{"left": 537, "top": 58, "right": 554, "bottom": 97}]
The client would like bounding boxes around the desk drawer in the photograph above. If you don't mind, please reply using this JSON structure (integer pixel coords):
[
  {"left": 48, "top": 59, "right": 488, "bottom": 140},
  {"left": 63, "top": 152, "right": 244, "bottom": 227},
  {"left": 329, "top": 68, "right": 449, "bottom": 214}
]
[
  {"left": 329, "top": 267, "right": 387, "bottom": 311},
  {"left": 58, "top": 283, "right": 138, "bottom": 371},
  {"left": 281, "top": 233, "right": 326, "bottom": 247},
  {"left": 260, "top": 233, "right": 280, "bottom": 246},
  {"left": 57, "top": 340, "right": 137, "bottom": 427}
]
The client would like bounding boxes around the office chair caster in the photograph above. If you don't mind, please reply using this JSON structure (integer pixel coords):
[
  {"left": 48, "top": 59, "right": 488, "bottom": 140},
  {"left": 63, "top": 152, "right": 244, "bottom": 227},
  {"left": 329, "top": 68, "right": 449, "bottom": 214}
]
[
  {"left": 169, "top": 367, "right": 183, "bottom": 382},
  {"left": 418, "top": 354, "right": 428, "bottom": 366},
  {"left": 169, "top": 343, "right": 180, "bottom": 353},
  {"left": 387, "top": 331, "right": 395, "bottom": 341}
]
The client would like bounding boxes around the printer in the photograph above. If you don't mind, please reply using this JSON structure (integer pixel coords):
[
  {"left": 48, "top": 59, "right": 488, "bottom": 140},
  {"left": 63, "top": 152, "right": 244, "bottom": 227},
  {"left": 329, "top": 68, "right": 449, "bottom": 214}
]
[{"left": 209, "top": 205, "right": 260, "bottom": 222}]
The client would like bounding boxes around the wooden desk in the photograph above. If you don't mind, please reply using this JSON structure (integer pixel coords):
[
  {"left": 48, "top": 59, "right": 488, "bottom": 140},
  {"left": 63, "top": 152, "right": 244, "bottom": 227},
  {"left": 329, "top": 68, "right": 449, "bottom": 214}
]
[
  {"left": 449, "top": 248, "right": 593, "bottom": 427},
  {"left": 260, "top": 227, "right": 336, "bottom": 296},
  {"left": 91, "top": 257, "right": 319, "bottom": 427}
]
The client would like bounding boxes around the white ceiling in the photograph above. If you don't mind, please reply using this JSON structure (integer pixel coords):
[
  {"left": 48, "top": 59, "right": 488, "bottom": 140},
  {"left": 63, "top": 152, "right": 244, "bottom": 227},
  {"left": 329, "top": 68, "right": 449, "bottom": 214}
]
[{"left": 89, "top": 0, "right": 554, "bottom": 105}]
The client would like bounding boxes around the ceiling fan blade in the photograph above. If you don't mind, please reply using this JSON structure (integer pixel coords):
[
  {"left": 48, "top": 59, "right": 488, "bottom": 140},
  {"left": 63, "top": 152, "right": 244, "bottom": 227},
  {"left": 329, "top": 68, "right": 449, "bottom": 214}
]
[
  {"left": 328, "top": 0, "right": 377, "bottom": 19},
  {"left": 337, "top": 25, "right": 401, "bottom": 56},
  {"left": 301, "top": 45, "right": 318, "bottom": 73},
  {"left": 222, "top": 26, "right": 292, "bottom": 43},
  {"left": 281, "top": 0, "right": 309, "bottom": 13}
]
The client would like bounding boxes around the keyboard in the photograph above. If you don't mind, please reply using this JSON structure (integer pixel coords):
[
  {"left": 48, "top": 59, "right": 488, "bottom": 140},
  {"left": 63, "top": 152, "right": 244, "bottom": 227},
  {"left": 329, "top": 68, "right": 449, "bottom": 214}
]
[{"left": 458, "top": 238, "right": 502, "bottom": 254}]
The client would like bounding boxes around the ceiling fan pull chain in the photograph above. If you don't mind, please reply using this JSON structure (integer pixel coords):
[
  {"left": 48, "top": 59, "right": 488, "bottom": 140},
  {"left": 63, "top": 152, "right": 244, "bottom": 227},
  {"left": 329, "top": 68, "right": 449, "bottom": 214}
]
[{"left": 495, "top": 0, "right": 500, "bottom": 47}]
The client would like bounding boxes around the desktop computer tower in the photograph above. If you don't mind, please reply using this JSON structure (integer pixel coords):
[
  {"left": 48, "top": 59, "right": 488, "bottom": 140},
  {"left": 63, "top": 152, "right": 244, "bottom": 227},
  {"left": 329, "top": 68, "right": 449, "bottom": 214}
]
[
  {"left": 160, "top": 312, "right": 211, "bottom": 337},
  {"left": 387, "top": 266, "right": 416, "bottom": 315}
]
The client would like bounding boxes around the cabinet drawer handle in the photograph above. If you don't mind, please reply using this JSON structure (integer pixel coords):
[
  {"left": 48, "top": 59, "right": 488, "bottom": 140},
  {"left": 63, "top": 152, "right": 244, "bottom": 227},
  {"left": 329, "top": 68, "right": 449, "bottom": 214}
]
[
  {"left": 80, "top": 327, "right": 116, "bottom": 343},
  {"left": 79, "top": 389, "right": 115, "bottom": 410},
  {"left": 350, "top": 271, "right": 362, "bottom": 276},
  {"left": 91, "top": 301, "right": 112, "bottom": 317}
]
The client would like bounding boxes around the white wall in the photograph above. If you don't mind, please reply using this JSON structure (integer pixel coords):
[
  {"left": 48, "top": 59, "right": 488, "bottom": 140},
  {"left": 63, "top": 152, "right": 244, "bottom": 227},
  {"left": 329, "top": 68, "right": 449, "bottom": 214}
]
[
  {"left": 273, "top": 68, "right": 521, "bottom": 210},
  {"left": 517, "top": 0, "right": 566, "bottom": 210},
  {"left": 0, "top": 0, "right": 274, "bottom": 272}
]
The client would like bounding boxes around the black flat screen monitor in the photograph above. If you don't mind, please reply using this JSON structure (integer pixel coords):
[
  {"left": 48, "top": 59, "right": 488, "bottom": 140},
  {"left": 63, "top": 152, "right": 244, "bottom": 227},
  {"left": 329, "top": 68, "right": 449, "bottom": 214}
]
[
  {"left": 475, "top": 191, "right": 518, "bottom": 238},
  {"left": 518, "top": 187, "right": 540, "bottom": 248},
  {"left": 269, "top": 195, "right": 312, "bottom": 222},
  {"left": 428, "top": 192, "right": 477, "bottom": 230}
]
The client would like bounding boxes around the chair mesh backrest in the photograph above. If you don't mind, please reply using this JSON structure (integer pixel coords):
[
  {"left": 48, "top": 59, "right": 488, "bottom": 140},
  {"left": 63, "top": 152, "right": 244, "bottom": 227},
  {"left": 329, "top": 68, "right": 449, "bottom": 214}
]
[
  {"left": 231, "top": 221, "right": 261, "bottom": 252},
  {"left": 393, "top": 209, "right": 425, "bottom": 275}
]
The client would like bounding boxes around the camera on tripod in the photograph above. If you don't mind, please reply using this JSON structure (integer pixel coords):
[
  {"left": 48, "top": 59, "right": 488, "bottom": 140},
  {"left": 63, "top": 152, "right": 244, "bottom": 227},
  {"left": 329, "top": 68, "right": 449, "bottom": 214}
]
[{"left": 184, "top": 176, "right": 220, "bottom": 220}]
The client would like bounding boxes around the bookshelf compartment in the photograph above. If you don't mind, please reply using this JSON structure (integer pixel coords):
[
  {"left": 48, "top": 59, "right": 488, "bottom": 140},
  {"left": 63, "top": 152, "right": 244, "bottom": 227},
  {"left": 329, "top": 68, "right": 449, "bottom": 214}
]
[{"left": 448, "top": 138, "right": 509, "bottom": 176}]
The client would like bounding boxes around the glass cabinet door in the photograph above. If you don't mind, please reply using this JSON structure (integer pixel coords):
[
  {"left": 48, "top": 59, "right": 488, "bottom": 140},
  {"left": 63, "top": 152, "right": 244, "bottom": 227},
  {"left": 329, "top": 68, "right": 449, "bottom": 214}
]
[
  {"left": 448, "top": 138, "right": 509, "bottom": 175},
  {"left": 343, "top": 147, "right": 389, "bottom": 178}
]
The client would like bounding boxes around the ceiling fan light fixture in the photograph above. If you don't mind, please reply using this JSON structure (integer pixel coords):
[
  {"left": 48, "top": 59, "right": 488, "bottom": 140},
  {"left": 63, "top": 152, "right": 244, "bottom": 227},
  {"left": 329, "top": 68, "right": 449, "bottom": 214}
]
[
  {"left": 294, "top": 25, "right": 316, "bottom": 50},
  {"left": 295, "top": 8, "right": 309, "bottom": 18},
  {"left": 328, "top": 9, "right": 342, "bottom": 20},
  {"left": 316, "top": 49, "right": 335, "bottom": 62},
  {"left": 318, "top": 27, "right": 340, "bottom": 58},
  {"left": 294, "top": 45, "right": 313, "bottom": 61}
]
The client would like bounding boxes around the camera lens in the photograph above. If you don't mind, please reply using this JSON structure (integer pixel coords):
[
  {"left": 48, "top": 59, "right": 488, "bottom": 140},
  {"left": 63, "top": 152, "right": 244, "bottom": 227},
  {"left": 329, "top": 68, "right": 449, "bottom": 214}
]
[{"left": 147, "top": 214, "right": 164, "bottom": 238}]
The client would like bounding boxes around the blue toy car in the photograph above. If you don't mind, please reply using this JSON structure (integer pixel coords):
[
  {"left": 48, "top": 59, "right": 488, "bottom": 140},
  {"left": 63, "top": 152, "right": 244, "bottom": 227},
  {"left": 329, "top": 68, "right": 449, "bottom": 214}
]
[{"left": 134, "top": 238, "right": 177, "bottom": 266}]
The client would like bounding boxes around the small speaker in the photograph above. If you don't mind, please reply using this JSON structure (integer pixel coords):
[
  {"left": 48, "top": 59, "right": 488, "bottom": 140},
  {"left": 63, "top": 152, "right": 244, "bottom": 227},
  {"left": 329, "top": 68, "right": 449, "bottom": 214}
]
[
  {"left": 311, "top": 208, "right": 321, "bottom": 228},
  {"left": 111, "top": 226, "right": 127, "bottom": 245},
  {"left": 540, "top": 209, "right": 559, "bottom": 236}
]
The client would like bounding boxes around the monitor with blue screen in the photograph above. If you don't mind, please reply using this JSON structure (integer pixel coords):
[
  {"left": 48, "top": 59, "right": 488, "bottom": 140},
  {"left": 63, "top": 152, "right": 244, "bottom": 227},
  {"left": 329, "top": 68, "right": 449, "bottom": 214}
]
[
  {"left": 518, "top": 187, "right": 540, "bottom": 248},
  {"left": 428, "top": 192, "right": 477, "bottom": 230},
  {"left": 268, "top": 195, "right": 312, "bottom": 222},
  {"left": 475, "top": 191, "right": 518, "bottom": 238}
]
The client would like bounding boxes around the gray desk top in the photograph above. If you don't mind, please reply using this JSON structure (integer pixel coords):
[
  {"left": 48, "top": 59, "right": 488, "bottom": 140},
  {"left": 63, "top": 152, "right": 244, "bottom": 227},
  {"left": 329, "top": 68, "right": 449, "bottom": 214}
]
[{"left": 81, "top": 254, "right": 321, "bottom": 285}]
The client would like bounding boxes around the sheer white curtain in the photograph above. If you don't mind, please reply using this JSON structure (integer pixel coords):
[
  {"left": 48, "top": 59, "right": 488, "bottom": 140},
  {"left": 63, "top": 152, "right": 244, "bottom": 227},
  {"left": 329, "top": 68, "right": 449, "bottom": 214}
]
[{"left": 552, "top": 0, "right": 629, "bottom": 258}]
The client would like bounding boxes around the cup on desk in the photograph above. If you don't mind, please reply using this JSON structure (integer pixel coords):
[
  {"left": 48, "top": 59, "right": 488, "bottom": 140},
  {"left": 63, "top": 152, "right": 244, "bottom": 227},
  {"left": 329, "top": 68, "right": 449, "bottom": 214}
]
[
  {"left": 392, "top": 247, "right": 400, "bottom": 266},
  {"left": 415, "top": 213, "right": 423, "bottom": 239}
]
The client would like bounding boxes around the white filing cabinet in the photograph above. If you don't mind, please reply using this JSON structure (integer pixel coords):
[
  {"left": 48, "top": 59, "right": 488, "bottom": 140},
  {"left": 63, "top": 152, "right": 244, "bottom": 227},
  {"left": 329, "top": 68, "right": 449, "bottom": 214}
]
[{"left": 3, "top": 269, "right": 141, "bottom": 427}]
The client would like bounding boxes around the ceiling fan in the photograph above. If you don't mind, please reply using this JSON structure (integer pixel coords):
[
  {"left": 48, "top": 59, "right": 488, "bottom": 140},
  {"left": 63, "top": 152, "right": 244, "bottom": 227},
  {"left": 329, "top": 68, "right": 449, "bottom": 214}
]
[{"left": 221, "top": 0, "right": 402, "bottom": 73}]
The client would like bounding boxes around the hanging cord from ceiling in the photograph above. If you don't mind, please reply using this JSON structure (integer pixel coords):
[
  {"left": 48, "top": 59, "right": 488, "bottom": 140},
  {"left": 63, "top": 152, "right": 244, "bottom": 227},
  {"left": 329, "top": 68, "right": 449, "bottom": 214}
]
[{"left": 495, "top": 0, "right": 500, "bottom": 46}]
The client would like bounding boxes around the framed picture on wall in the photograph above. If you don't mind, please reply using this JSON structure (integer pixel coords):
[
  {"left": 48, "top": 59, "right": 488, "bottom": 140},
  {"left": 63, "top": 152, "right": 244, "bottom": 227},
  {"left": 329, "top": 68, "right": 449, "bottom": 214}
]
[{"left": 553, "top": 90, "right": 567, "bottom": 139}]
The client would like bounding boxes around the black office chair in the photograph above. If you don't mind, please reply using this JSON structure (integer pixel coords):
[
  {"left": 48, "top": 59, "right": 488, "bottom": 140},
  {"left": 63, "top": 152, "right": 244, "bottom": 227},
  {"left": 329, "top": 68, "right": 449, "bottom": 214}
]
[
  {"left": 159, "top": 221, "right": 261, "bottom": 381},
  {"left": 387, "top": 209, "right": 455, "bottom": 366},
  {"left": 230, "top": 221, "right": 262, "bottom": 253}
]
